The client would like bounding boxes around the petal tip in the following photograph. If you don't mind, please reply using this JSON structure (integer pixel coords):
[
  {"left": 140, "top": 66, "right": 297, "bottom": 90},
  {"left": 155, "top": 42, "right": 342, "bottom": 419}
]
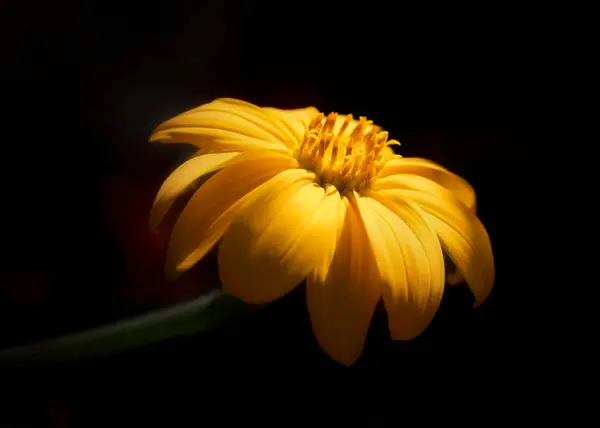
[
  {"left": 313, "top": 335, "right": 362, "bottom": 367},
  {"left": 473, "top": 298, "right": 485, "bottom": 308},
  {"left": 335, "top": 355, "right": 359, "bottom": 367},
  {"left": 446, "top": 271, "right": 463, "bottom": 286},
  {"left": 149, "top": 130, "right": 170, "bottom": 143},
  {"left": 165, "top": 257, "right": 194, "bottom": 282},
  {"left": 165, "top": 264, "right": 184, "bottom": 282}
]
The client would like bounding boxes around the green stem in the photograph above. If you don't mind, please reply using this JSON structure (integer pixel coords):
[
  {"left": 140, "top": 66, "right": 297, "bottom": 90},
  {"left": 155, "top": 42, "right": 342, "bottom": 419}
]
[{"left": 0, "top": 290, "right": 256, "bottom": 368}]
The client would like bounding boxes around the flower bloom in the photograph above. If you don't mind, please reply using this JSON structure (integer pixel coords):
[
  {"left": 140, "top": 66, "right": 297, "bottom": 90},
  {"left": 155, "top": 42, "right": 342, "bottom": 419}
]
[{"left": 148, "top": 98, "right": 495, "bottom": 366}]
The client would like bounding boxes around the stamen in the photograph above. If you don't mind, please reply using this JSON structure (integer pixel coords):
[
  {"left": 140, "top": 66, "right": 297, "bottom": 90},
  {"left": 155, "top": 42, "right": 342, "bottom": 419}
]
[{"left": 296, "top": 112, "right": 398, "bottom": 193}]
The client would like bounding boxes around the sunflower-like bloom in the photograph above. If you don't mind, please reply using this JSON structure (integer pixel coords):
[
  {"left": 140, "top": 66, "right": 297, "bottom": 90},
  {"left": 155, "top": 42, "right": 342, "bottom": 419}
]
[{"left": 149, "top": 98, "right": 494, "bottom": 366}]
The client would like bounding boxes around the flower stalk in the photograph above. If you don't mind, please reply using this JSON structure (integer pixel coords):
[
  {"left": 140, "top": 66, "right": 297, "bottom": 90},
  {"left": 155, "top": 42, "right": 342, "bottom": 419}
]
[{"left": 0, "top": 290, "right": 254, "bottom": 368}]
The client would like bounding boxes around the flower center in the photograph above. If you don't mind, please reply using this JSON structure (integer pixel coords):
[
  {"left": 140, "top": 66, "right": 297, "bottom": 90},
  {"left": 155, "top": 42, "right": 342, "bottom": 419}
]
[{"left": 295, "top": 112, "right": 398, "bottom": 193}]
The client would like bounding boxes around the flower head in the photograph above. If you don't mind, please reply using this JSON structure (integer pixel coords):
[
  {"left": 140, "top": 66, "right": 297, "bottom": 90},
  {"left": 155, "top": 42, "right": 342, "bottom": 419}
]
[{"left": 149, "top": 98, "right": 495, "bottom": 366}]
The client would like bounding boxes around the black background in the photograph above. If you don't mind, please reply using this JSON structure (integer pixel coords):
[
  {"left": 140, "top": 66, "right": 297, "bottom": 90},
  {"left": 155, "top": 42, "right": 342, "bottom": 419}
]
[{"left": 1, "top": 0, "right": 544, "bottom": 425}]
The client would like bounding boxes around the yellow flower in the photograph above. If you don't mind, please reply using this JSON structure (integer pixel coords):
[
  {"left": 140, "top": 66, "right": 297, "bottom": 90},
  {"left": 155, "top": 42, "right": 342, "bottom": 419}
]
[{"left": 148, "top": 98, "right": 495, "bottom": 366}]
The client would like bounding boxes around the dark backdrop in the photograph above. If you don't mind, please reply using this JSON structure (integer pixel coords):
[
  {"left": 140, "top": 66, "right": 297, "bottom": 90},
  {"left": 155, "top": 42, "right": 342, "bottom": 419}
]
[{"left": 1, "top": 0, "right": 542, "bottom": 425}]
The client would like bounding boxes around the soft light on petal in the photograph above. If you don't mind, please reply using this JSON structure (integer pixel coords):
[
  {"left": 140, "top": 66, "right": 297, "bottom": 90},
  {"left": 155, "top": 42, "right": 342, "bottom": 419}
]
[
  {"left": 373, "top": 174, "right": 494, "bottom": 305},
  {"left": 149, "top": 151, "right": 240, "bottom": 232},
  {"left": 263, "top": 106, "right": 320, "bottom": 147},
  {"left": 149, "top": 98, "right": 297, "bottom": 154},
  {"left": 355, "top": 192, "right": 445, "bottom": 340},
  {"left": 306, "top": 185, "right": 346, "bottom": 286},
  {"left": 422, "top": 215, "right": 492, "bottom": 306},
  {"left": 306, "top": 196, "right": 380, "bottom": 366},
  {"left": 165, "top": 150, "right": 299, "bottom": 280},
  {"left": 218, "top": 170, "right": 343, "bottom": 304},
  {"left": 378, "top": 157, "right": 477, "bottom": 212}
]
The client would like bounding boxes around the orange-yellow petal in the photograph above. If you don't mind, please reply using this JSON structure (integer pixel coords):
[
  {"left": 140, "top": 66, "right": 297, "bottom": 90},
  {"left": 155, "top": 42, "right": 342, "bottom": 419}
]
[
  {"left": 355, "top": 192, "right": 445, "bottom": 340},
  {"left": 422, "top": 215, "right": 493, "bottom": 306},
  {"left": 149, "top": 151, "right": 240, "bottom": 232},
  {"left": 149, "top": 98, "right": 297, "bottom": 154},
  {"left": 306, "top": 196, "right": 380, "bottom": 366},
  {"left": 165, "top": 150, "right": 299, "bottom": 280},
  {"left": 378, "top": 157, "right": 477, "bottom": 212},
  {"left": 218, "top": 170, "right": 343, "bottom": 304},
  {"left": 373, "top": 174, "right": 494, "bottom": 305},
  {"left": 263, "top": 106, "right": 320, "bottom": 147}
]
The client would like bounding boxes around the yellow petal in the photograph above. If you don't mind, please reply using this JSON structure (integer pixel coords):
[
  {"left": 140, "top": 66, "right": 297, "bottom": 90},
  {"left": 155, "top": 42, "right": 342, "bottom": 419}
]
[
  {"left": 307, "top": 185, "right": 347, "bottom": 286},
  {"left": 355, "top": 192, "right": 445, "bottom": 340},
  {"left": 165, "top": 150, "right": 299, "bottom": 279},
  {"left": 373, "top": 174, "right": 494, "bottom": 305},
  {"left": 263, "top": 106, "right": 320, "bottom": 147},
  {"left": 150, "top": 98, "right": 295, "bottom": 154},
  {"left": 306, "top": 196, "right": 380, "bottom": 366},
  {"left": 423, "top": 215, "right": 492, "bottom": 306},
  {"left": 149, "top": 151, "right": 241, "bottom": 232},
  {"left": 218, "top": 170, "right": 343, "bottom": 304},
  {"left": 378, "top": 157, "right": 477, "bottom": 212}
]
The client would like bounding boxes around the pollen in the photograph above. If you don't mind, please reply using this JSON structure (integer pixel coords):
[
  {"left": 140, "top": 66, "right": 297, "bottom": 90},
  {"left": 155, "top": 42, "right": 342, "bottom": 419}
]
[{"left": 296, "top": 112, "right": 400, "bottom": 193}]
